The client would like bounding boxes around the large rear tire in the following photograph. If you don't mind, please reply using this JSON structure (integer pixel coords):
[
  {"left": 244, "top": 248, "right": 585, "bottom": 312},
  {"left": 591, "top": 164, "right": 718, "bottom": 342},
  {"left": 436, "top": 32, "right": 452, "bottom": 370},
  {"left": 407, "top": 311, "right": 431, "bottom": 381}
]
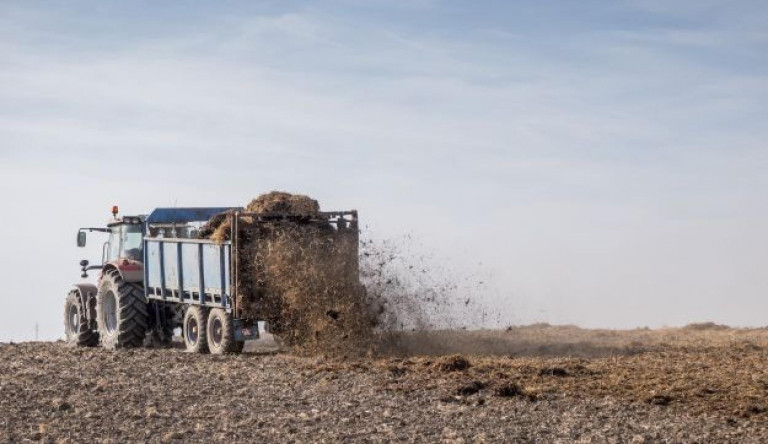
[
  {"left": 207, "top": 308, "right": 244, "bottom": 354},
  {"left": 183, "top": 306, "right": 209, "bottom": 353},
  {"left": 63, "top": 289, "right": 98, "bottom": 347},
  {"left": 96, "top": 270, "right": 148, "bottom": 350}
]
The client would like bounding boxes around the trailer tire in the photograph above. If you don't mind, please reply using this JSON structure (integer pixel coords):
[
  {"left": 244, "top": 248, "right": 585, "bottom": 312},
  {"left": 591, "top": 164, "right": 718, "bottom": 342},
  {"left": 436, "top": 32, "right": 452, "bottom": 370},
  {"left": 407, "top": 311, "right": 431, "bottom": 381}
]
[
  {"left": 64, "top": 290, "right": 99, "bottom": 347},
  {"left": 96, "top": 270, "right": 148, "bottom": 350},
  {"left": 183, "top": 306, "right": 209, "bottom": 353},
  {"left": 207, "top": 308, "right": 244, "bottom": 354}
]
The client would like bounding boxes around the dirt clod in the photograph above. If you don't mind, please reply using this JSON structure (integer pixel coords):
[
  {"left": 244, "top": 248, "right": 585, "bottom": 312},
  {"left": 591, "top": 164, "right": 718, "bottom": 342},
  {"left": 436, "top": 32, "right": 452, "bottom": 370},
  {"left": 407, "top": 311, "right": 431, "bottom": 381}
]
[
  {"left": 456, "top": 381, "right": 487, "bottom": 396},
  {"left": 647, "top": 394, "right": 673, "bottom": 406},
  {"left": 539, "top": 366, "right": 569, "bottom": 377},
  {"left": 434, "top": 354, "right": 471, "bottom": 372},
  {"left": 52, "top": 399, "right": 72, "bottom": 412},
  {"left": 494, "top": 383, "right": 525, "bottom": 398}
]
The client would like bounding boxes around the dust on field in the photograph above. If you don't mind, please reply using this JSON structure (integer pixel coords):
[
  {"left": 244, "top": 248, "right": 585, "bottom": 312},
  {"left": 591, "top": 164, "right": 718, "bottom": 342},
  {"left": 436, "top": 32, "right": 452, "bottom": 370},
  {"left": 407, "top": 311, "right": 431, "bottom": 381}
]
[
  {"left": 379, "top": 323, "right": 768, "bottom": 357},
  {"left": 303, "top": 324, "right": 768, "bottom": 420}
]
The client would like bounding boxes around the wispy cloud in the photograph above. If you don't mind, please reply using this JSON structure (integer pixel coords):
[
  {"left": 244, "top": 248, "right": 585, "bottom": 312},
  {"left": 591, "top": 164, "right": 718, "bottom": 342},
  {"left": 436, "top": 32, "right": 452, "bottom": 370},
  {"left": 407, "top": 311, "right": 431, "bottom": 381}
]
[{"left": 0, "top": 1, "right": 767, "bottom": 339}]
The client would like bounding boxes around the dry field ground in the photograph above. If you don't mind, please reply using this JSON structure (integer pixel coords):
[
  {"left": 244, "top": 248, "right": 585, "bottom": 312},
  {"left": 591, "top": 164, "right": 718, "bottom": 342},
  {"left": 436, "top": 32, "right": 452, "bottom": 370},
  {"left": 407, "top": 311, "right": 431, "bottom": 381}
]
[{"left": 2, "top": 324, "right": 768, "bottom": 443}]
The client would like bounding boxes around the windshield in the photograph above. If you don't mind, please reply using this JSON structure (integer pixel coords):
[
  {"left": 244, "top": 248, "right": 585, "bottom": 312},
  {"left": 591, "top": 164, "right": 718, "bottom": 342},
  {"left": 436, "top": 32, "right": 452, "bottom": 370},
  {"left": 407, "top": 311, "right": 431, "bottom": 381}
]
[
  {"left": 122, "top": 224, "right": 143, "bottom": 260},
  {"left": 106, "top": 224, "right": 144, "bottom": 262},
  {"left": 107, "top": 230, "right": 120, "bottom": 262}
]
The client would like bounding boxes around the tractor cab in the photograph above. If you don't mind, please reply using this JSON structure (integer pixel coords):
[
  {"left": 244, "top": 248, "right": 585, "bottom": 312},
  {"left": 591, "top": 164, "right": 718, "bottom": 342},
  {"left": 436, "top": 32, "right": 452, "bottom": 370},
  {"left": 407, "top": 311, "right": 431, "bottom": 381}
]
[
  {"left": 76, "top": 206, "right": 147, "bottom": 282},
  {"left": 106, "top": 216, "right": 145, "bottom": 262}
]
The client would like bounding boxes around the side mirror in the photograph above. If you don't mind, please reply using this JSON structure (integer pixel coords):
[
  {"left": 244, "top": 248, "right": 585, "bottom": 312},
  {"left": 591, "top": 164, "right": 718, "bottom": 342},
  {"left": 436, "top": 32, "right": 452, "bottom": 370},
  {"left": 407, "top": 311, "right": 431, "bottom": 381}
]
[{"left": 77, "top": 231, "right": 86, "bottom": 247}]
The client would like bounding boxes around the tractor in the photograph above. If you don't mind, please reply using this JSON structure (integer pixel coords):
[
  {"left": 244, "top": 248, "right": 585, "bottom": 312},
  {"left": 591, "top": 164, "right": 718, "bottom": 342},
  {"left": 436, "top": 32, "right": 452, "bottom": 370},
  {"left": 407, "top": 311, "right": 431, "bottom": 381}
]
[{"left": 64, "top": 205, "right": 244, "bottom": 353}]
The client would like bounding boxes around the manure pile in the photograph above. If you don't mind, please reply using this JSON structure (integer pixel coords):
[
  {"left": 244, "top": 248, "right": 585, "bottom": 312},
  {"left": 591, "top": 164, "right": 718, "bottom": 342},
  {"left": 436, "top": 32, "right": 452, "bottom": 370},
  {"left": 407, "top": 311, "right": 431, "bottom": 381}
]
[{"left": 200, "top": 191, "right": 377, "bottom": 355}]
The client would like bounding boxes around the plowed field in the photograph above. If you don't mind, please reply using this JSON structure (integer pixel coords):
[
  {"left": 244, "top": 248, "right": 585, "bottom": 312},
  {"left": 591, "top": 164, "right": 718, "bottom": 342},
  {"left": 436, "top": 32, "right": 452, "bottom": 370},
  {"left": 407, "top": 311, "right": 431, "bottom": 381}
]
[{"left": 2, "top": 325, "right": 768, "bottom": 443}]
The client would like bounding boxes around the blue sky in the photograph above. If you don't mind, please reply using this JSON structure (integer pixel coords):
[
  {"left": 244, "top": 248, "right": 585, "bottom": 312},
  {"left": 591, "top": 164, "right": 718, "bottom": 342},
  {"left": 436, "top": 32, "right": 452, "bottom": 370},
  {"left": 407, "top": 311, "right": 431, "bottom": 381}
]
[{"left": 1, "top": 1, "right": 767, "bottom": 340}]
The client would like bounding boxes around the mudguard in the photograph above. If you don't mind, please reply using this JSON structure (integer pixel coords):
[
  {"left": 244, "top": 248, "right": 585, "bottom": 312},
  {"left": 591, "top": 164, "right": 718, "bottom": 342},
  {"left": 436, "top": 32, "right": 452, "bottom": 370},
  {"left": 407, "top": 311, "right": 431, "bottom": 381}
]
[{"left": 103, "top": 260, "right": 144, "bottom": 283}]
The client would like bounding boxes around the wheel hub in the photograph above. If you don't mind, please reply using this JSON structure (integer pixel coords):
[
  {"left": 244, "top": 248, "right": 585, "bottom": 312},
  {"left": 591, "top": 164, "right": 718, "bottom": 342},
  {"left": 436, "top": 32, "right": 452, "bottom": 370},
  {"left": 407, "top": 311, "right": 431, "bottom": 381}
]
[
  {"left": 102, "top": 291, "right": 118, "bottom": 335},
  {"left": 211, "top": 318, "right": 223, "bottom": 346},
  {"left": 186, "top": 317, "right": 199, "bottom": 344},
  {"left": 67, "top": 304, "right": 79, "bottom": 334}
]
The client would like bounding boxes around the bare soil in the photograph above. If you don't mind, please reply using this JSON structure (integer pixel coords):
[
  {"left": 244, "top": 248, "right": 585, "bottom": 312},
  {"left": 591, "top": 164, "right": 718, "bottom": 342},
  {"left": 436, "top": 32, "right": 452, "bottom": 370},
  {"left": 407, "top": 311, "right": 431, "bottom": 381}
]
[{"left": 2, "top": 325, "right": 768, "bottom": 443}]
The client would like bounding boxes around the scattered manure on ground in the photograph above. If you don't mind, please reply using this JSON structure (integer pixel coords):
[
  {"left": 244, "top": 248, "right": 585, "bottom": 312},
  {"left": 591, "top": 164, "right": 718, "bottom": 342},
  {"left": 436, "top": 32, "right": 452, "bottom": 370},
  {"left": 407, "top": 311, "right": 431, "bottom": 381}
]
[
  {"left": 493, "top": 383, "right": 525, "bottom": 398},
  {"left": 646, "top": 393, "right": 673, "bottom": 406},
  {"left": 456, "top": 380, "right": 486, "bottom": 396},
  {"left": 539, "top": 366, "right": 570, "bottom": 377},
  {"left": 434, "top": 355, "right": 471, "bottom": 372}
]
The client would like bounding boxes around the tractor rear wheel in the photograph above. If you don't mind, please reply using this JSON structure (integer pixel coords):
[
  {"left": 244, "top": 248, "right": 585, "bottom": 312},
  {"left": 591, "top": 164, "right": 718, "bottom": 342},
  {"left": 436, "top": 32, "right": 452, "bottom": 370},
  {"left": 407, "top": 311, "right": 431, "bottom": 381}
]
[
  {"left": 183, "top": 306, "right": 209, "bottom": 353},
  {"left": 96, "top": 270, "right": 148, "bottom": 350},
  {"left": 63, "top": 289, "right": 98, "bottom": 347},
  {"left": 207, "top": 308, "right": 244, "bottom": 354}
]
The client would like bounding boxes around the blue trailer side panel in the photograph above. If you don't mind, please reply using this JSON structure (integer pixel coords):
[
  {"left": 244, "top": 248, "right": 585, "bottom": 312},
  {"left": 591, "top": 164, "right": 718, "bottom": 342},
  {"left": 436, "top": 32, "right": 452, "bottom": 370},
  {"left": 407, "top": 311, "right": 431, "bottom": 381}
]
[
  {"left": 162, "top": 242, "right": 179, "bottom": 297},
  {"left": 203, "top": 244, "right": 225, "bottom": 297},
  {"left": 144, "top": 238, "right": 232, "bottom": 310},
  {"left": 181, "top": 244, "right": 201, "bottom": 298},
  {"left": 146, "top": 241, "right": 163, "bottom": 296}
]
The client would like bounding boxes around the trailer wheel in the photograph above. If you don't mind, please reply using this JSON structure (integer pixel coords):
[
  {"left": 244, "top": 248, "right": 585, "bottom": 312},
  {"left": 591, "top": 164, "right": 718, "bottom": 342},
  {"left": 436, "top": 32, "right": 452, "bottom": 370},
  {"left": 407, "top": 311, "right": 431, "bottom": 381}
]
[
  {"left": 206, "top": 308, "right": 244, "bottom": 354},
  {"left": 64, "top": 289, "right": 99, "bottom": 347},
  {"left": 96, "top": 270, "right": 148, "bottom": 350},
  {"left": 183, "top": 306, "right": 209, "bottom": 353}
]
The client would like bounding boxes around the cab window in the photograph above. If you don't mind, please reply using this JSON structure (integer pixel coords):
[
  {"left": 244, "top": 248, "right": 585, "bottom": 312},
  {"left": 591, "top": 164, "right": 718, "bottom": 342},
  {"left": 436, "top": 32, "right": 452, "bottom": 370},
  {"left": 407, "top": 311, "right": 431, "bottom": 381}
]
[
  {"left": 107, "top": 229, "right": 120, "bottom": 262},
  {"left": 106, "top": 224, "right": 144, "bottom": 262},
  {"left": 121, "top": 224, "right": 143, "bottom": 260}
]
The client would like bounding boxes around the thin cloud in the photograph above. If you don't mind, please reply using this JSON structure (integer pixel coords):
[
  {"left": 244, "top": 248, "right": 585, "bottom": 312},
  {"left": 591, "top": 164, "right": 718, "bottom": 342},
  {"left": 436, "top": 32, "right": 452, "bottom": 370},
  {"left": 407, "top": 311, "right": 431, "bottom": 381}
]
[{"left": 0, "top": 1, "right": 767, "bottom": 340}]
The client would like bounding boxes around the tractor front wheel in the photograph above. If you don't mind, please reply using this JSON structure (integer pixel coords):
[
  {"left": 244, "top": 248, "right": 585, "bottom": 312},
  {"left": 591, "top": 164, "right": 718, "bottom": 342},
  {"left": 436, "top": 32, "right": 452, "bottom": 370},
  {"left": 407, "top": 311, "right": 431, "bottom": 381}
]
[
  {"left": 96, "top": 270, "right": 148, "bottom": 350},
  {"left": 63, "top": 289, "right": 98, "bottom": 347}
]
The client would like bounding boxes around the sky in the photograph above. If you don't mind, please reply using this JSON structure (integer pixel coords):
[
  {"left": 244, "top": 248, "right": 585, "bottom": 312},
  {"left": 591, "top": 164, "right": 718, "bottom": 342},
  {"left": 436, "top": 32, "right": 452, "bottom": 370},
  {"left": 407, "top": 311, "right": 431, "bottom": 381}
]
[{"left": 1, "top": 0, "right": 767, "bottom": 341}]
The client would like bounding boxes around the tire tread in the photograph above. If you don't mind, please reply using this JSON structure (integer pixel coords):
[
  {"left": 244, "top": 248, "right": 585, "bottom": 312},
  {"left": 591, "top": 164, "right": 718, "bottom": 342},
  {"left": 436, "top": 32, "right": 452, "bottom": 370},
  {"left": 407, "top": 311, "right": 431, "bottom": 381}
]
[
  {"left": 64, "top": 290, "right": 99, "bottom": 347},
  {"left": 96, "top": 270, "right": 148, "bottom": 349}
]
